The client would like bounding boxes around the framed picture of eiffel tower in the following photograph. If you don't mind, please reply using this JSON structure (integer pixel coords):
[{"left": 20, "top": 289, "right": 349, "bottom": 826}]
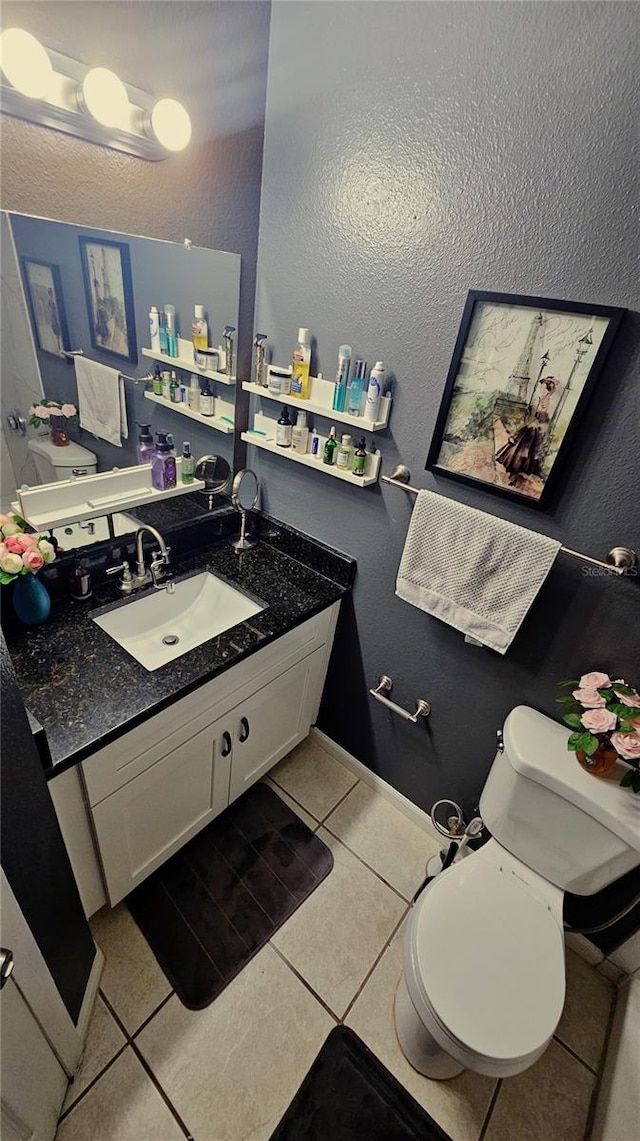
[{"left": 426, "top": 291, "right": 625, "bottom": 508}]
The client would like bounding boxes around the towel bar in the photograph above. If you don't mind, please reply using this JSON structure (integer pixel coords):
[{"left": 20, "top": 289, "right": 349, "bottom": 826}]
[
  {"left": 381, "top": 467, "right": 638, "bottom": 578},
  {"left": 60, "top": 348, "right": 84, "bottom": 359},
  {"left": 119, "top": 371, "right": 154, "bottom": 385},
  {"left": 369, "top": 675, "right": 430, "bottom": 723}
]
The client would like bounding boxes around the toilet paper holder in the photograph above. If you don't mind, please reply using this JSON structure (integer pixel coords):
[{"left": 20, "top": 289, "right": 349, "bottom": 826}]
[{"left": 369, "top": 675, "right": 430, "bottom": 723}]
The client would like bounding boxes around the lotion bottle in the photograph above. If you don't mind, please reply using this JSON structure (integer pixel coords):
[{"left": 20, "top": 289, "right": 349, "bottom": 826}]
[
  {"left": 181, "top": 441, "right": 194, "bottom": 484},
  {"left": 292, "top": 410, "right": 309, "bottom": 453},
  {"left": 149, "top": 306, "right": 160, "bottom": 352},
  {"left": 336, "top": 433, "right": 352, "bottom": 469},
  {"left": 365, "top": 361, "right": 385, "bottom": 422},
  {"left": 192, "top": 305, "right": 208, "bottom": 357},
  {"left": 290, "top": 327, "right": 311, "bottom": 399},
  {"left": 200, "top": 380, "right": 214, "bottom": 416},
  {"left": 347, "top": 360, "right": 366, "bottom": 416},
  {"left": 187, "top": 374, "right": 201, "bottom": 413},
  {"left": 332, "top": 345, "right": 351, "bottom": 412}
]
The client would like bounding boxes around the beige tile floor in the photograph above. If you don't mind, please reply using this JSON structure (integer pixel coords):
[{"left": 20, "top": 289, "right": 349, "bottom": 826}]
[{"left": 56, "top": 738, "right": 615, "bottom": 1141}]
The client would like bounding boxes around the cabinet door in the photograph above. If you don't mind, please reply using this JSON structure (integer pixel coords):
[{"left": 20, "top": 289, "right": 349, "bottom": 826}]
[
  {"left": 91, "top": 722, "right": 232, "bottom": 906},
  {"left": 228, "top": 648, "right": 327, "bottom": 804}
]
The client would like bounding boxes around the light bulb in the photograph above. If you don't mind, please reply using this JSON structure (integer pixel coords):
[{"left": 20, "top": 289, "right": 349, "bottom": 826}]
[
  {"left": 82, "top": 67, "right": 129, "bottom": 129},
  {"left": 151, "top": 98, "right": 191, "bottom": 151},
  {"left": 0, "top": 28, "right": 53, "bottom": 99}
]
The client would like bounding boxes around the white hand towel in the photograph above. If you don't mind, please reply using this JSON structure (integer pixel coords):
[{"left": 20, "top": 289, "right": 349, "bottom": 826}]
[
  {"left": 396, "top": 490, "right": 561, "bottom": 654},
  {"left": 75, "top": 357, "right": 128, "bottom": 448}
]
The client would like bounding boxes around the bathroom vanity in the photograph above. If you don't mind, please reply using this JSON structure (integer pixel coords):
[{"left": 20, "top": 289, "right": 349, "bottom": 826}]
[{"left": 5, "top": 514, "right": 354, "bottom": 915}]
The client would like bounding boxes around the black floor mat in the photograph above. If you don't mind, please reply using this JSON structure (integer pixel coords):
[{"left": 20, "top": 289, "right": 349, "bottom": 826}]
[
  {"left": 270, "top": 1026, "right": 454, "bottom": 1141},
  {"left": 127, "top": 782, "right": 333, "bottom": 1010}
]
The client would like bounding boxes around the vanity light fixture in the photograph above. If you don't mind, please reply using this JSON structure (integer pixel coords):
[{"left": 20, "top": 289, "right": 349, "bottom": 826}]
[{"left": 0, "top": 28, "right": 191, "bottom": 160}]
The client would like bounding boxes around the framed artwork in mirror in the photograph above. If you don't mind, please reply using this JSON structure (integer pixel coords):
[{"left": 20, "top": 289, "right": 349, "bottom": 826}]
[
  {"left": 20, "top": 258, "right": 70, "bottom": 356},
  {"left": 79, "top": 237, "right": 137, "bottom": 362},
  {"left": 426, "top": 291, "right": 625, "bottom": 509}
]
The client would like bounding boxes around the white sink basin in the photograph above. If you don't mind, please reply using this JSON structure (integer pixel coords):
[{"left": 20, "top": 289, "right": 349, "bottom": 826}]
[{"left": 93, "top": 571, "right": 265, "bottom": 670}]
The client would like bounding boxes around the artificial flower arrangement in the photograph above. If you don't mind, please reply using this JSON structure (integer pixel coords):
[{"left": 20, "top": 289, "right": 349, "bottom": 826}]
[
  {"left": 28, "top": 399, "right": 78, "bottom": 428},
  {"left": 558, "top": 671, "right": 640, "bottom": 794},
  {"left": 0, "top": 512, "right": 56, "bottom": 583}
]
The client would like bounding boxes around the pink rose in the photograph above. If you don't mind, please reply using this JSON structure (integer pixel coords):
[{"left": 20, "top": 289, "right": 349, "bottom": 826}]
[
  {"left": 572, "top": 688, "right": 605, "bottom": 708},
  {"left": 22, "top": 548, "right": 44, "bottom": 572},
  {"left": 611, "top": 732, "right": 640, "bottom": 762},
  {"left": 615, "top": 691, "right": 640, "bottom": 709},
  {"left": 4, "top": 536, "right": 25, "bottom": 554},
  {"left": 579, "top": 671, "right": 611, "bottom": 690},
  {"left": 60, "top": 403, "right": 76, "bottom": 418},
  {"left": 33, "top": 405, "right": 50, "bottom": 418},
  {"left": 581, "top": 708, "right": 617, "bottom": 733}
]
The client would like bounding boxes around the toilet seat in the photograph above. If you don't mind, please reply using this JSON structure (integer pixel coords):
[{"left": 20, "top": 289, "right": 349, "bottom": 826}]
[{"left": 405, "top": 853, "right": 566, "bottom": 1071}]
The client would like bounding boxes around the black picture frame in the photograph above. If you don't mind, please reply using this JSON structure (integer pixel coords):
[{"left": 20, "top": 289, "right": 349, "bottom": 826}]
[
  {"left": 20, "top": 258, "right": 70, "bottom": 356},
  {"left": 79, "top": 236, "right": 137, "bottom": 363},
  {"left": 426, "top": 290, "right": 625, "bottom": 509}
]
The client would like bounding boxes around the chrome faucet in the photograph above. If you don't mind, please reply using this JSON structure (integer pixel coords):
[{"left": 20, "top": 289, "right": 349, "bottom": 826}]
[{"left": 135, "top": 525, "right": 174, "bottom": 591}]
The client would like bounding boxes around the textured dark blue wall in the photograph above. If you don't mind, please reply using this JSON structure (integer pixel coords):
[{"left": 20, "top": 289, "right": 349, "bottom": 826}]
[{"left": 252, "top": 1, "right": 640, "bottom": 816}]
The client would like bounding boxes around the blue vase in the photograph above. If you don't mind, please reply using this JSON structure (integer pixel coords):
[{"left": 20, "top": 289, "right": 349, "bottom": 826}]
[{"left": 12, "top": 574, "right": 51, "bottom": 625}]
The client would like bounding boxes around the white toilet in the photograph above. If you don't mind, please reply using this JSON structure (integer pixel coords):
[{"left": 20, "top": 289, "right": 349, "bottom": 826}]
[
  {"left": 395, "top": 705, "right": 640, "bottom": 1080},
  {"left": 28, "top": 436, "right": 98, "bottom": 483}
]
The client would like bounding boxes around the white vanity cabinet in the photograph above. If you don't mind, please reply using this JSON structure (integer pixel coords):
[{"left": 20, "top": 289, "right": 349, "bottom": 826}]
[{"left": 52, "top": 602, "right": 339, "bottom": 912}]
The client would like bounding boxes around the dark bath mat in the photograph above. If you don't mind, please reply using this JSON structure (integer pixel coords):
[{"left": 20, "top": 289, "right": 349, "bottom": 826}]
[
  {"left": 127, "top": 782, "right": 333, "bottom": 1010},
  {"left": 270, "top": 1026, "right": 454, "bottom": 1141}
]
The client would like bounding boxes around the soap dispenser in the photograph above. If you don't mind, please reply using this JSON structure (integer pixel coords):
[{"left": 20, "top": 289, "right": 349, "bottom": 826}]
[{"left": 136, "top": 423, "right": 155, "bottom": 465}]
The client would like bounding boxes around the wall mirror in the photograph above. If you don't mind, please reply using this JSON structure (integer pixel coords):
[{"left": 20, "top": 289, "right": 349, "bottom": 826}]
[{"left": 1, "top": 210, "right": 241, "bottom": 552}]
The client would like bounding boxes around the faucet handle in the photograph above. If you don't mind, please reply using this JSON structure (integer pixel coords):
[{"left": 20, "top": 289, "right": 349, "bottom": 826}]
[{"left": 107, "top": 560, "right": 133, "bottom": 592}]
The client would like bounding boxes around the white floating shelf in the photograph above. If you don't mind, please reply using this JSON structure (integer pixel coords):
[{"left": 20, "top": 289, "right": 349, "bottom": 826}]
[
  {"left": 241, "top": 432, "right": 381, "bottom": 487},
  {"left": 18, "top": 462, "right": 205, "bottom": 532},
  {"left": 141, "top": 335, "right": 235, "bottom": 385},
  {"left": 143, "top": 391, "right": 234, "bottom": 434},
  {"left": 242, "top": 377, "right": 391, "bottom": 431}
]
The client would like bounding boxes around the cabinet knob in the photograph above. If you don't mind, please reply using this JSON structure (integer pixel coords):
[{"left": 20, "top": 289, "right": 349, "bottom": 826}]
[
  {"left": 221, "top": 731, "right": 232, "bottom": 757},
  {"left": 239, "top": 716, "right": 250, "bottom": 743}
]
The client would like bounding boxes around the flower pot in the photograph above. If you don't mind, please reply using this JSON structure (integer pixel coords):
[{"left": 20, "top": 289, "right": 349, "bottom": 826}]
[
  {"left": 575, "top": 737, "right": 619, "bottom": 777},
  {"left": 49, "top": 415, "right": 70, "bottom": 446},
  {"left": 12, "top": 574, "right": 51, "bottom": 625}
]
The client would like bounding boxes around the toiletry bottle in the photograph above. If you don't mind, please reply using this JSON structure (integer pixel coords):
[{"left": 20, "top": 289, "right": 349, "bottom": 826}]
[
  {"left": 165, "top": 304, "right": 178, "bottom": 356},
  {"left": 347, "top": 360, "right": 366, "bottom": 416},
  {"left": 181, "top": 441, "right": 194, "bottom": 484},
  {"left": 162, "top": 369, "right": 171, "bottom": 400},
  {"left": 192, "top": 305, "right": 208, "bottom": 363},
  {"left": 276, "top": 405, "right": 292, "bottom": 447},
  {"left": 158, "top": 309, "right": 168, "bottom": 354},
  {"left": 290, "top": 327, "right": 311, "bottom": 399},
  {"left": 254, "top": 333, "right": 268, "bottom": 387},
  {"left": 170, "top": 370, "right": 180, "bottom": 402},
  {"left": 365, "top": 361, "right": 385, "bottom": 422},
  {"left": 149, "top": 306, "right": 160, "bottom": 352},
  {"left": 311, "top": 428, "right": 320, "bottom": 456},
  {"left": 292, "top": 410, "right": 309, "bottom": 453},
  {"left": 336, "top": 433, "right": 352, "bottom": 469},
  {"left": 152, "top": 433, "right": 176, "bottom": 490},
  {"left": 352, "top": 436, "right": 367, "bottom": 477},
  {"left": 136, "top": 423, "right": 155, "bottom": 464},
  {"left": 323, "top": 425, "right": 337, "bottom": 465},
  {"left": 223, "top": 325, "right": 236, "bottom": 379},
  {"left": 166, "top": 433, "right": 176, "bottom": 457},
  {"left": 200, "top": 380, "right": 214, "bottom": 416},
  {"left": 187, "top": 374, "right": 201, "bottom": 413},
  {"left": 333, "top": 344, "right": 351, "bottom": 412},
  {"left": 152, "top": 364, "right": 163, "bottom": 396}
]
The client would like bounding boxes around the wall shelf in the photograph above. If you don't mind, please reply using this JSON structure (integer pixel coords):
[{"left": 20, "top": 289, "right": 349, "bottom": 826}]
[
  {"left": 143, "top": 391, "right": 234, "bottom": 434},
  {"left": 242, "top": 377, "right": 391, "bottom": 431},
  {"left": 141, "top": 336, "right": 235, "bottom": 385},
  {"left": 241, "top": 431, "right": 381, "bottom": 487},
  {"left": 18, "top": 462, "right": 205, "bottom": 531}
]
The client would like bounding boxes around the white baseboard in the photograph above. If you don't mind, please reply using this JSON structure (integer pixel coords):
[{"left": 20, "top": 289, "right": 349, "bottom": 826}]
[
  {"left": 310, "top": 727, "right": 442, "bottom": 844},
  {"left": 590, "top": 977, "right": 640, "bottom": 1141}
]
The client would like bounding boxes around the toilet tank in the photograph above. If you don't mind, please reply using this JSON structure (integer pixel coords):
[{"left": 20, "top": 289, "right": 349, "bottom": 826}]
[
  {"left": 28, "top": 437, "right": 98, "bottom": 483},
  {"left": 480, "top": 706, "right": 640, "bottom": 895}
]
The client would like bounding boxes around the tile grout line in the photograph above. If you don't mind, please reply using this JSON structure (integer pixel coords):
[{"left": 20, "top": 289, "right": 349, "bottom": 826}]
[
  {"left": 582, "top": 988, "right": 619, "bottom": 1140},
  {"left": 552, "top": 1032, "right": 599, "bottom": 1077},
  {"left": 56, "top": 1042, "right": 129, "bottom": 1124},
  {"left": 269, "top": 769, "right": 359, "bottom": 829},
  {"left": 476, "top": 1078, "right": 502, "bottom": 1141},
  {"left": 269, "top": 942, "right": 342, "bottom": 1024},
  {"left": 129, "top": 1037, "right": 195, "bottom": 1139},
  {"left": 341, "top": 905, "right": 411, "bottom": 1023},
  {"left": 321, "top": 821, "right": 414, "bottom": 905}
]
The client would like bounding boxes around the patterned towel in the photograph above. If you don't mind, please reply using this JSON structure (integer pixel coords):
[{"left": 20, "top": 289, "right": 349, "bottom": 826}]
[{"left": 396, "top": 490, "right": 561, "bottom": 654}]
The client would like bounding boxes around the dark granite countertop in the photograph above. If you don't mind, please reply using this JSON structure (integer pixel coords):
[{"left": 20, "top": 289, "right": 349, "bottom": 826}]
[{"left": 5, "top": 515, "right": 355, "bottom": 779}]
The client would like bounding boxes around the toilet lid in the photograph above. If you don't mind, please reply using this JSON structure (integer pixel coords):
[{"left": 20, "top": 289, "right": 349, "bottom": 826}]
[{"left": 410, "top": 858, "right": 565, "bottom": 1063}]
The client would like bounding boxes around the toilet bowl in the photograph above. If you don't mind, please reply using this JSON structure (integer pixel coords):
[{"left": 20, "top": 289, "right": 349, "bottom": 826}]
[
  {"left": 394, "top": 705, "right": 640, "bottom": 1081},
  {"left": 28, "top": 436, "right": 98, "bottom": 483},
  {"left": 395, "top": 840, "right": 566, "bottom": 1079}
]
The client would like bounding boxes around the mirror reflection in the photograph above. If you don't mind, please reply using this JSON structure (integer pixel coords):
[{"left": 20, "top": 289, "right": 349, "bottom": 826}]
[{"left": 1, "top": 210, "right": 241, "bottom": 552}]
